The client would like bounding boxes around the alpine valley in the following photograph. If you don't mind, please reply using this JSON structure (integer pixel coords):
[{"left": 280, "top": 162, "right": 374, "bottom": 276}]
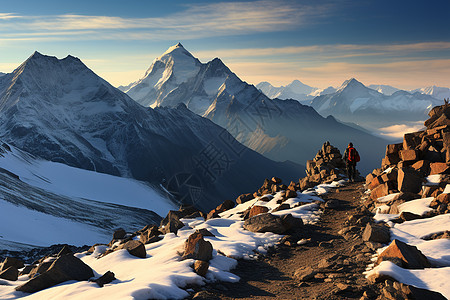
[{"left": 122, "top": 43, "right": 388, "bottom": 175}]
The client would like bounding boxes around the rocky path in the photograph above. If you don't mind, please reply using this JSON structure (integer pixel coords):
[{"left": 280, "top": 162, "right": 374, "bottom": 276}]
[{"left": 192, "top": 181, "right": 379, "bottom": 299}]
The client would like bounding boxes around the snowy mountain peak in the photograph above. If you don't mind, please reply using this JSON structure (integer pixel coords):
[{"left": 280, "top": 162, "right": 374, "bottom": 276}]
[
  {"left": 337, "top": 78, "right": 366, "bottom": 92},
  {"left": 159, "top": 42, "right": 197, "bottom": 61},
  {"left": 20, "top": 51, "right": 85, "bottom": 73}
]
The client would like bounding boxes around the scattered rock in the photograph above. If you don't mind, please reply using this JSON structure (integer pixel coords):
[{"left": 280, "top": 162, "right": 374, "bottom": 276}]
[
  {"left": 280, "top": 214, "right": 303, "bottom": 231},
  {"left": 272, "top": 177, "right": 282, "bottom": 184},
  {"left": 113, "top": 228, "right": 126, "bottom": 240},
  {"left": 236, "top": 193, "right": 253, "bottom": 205},
  {"left": 284, "top": 189, "right": 297, "bottom": 199},
  {"left": 193, "top": 260, "right": 209, "bottom": 277},
  {"left": 294, "top": 266, "right": 316, "bottom": 281},
  {"left": 92, "top": 271, "right": 115, "bottom": 287},
  {"left": 272, "top": 203, "right": 290, "bottom": 212},
  {"left": 139, "top": 225, "right": 162, "bottom": 245},
  {"left": 207, "top": 200, "right": 235, "bottom": 220}
]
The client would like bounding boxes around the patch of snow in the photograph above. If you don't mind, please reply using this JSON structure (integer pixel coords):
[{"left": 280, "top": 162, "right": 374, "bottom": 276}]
[
  {"left": 397, "top": 197, "right": 434, "bottom": 216},
  {"left": 366, "top": 261, "right": 450, "bottom": 299}
]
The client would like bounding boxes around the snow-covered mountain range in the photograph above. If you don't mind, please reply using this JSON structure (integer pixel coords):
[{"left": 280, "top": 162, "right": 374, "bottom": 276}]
[
  {"left": 256, "top": 80, "right": 326, "bottom": 102},
  {"left": 122, "top": 44, "right": 388, "bottom": 174},
  {"left": 310, "top": 78, "right": 442, "bottom": 130},
  {"left": 259, "top": 80, "right": 449, "bottom": 101},
  {"left": 411, "top": 86, "right": 450, "bottom": 100},
  {"left": 367, "top": 84, "right": 400, "bottom": 96},
  {"left": 256, "top": 80, "right": 337, "bottom": 102},
  {"left": 0, "top": 51, "right": 301, "bottom": 212}
]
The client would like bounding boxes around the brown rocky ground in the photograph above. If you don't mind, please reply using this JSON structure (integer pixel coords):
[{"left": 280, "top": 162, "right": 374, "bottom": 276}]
[{"left": 189, "top": 181, "right": 382, "bottom": 299}]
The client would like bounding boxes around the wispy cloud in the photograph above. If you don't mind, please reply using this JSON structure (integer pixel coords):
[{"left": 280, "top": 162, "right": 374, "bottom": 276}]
[
  {"left": 0, "top": 13, "right": 21, "bottom": 20},
  {"left": 378, "top": 122, "right": 425, "bottom": 139},
  {"left": 0, "top": 1, "right": 332, "bottom": 41},
  {"left": 194, "top": 42, "right": 450, "bottom": 61}
]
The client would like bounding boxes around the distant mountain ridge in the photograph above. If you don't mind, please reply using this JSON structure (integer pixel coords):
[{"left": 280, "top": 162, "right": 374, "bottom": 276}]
[
  {"left": 411, "top": 86, "right": 450, "bottom": 100},
  {"left": 123, "top": 44, "right": 389, "bottom": 174},
  {"left": 367, "top": 84, "right": 400, "bottom": 96},
  {"left": 310, "top": 78, "right": 442, "bottom": 130},
  {"left": 0, "top": 51, "right": 303, "bottom": 211}
]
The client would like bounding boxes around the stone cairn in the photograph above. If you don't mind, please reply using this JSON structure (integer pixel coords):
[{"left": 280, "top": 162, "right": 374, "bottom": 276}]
[
  {"left": 300, "top": 141, "right": 348, "bottom": 190},
  {"left": 365, "top": 104, "right": 450, "bottom": 219}
]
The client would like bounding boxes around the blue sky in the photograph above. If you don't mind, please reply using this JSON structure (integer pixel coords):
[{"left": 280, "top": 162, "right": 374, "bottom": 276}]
[{"left": 0, "top": 0, "right": 449, "bottom": 89}]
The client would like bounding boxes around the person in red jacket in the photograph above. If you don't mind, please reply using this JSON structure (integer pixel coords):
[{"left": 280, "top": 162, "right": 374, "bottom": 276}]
[{"left": 343, "top": 142, "right": 360, "bottom": 182}]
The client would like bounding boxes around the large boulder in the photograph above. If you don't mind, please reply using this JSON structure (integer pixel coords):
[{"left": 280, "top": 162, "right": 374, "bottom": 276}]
[
  {"left": 362, "top": 223, "right": 390, "bottom": 244},
  {"left": 160, "top": 212, "right": 185, "bottom": 235},
  {"left": 15, "top": 254, "right": 94, "bottom": 293},
  {"left": 182, "top": 232, "right": 213, "bottom": 261},
  {"left": 397, "top": 168, "right": 423, "bottom": 194},
  {"left": 0, "top": 266, "right": 19, "bottom": 281},
  {"left": 0, "top": 257, "right": 24, "bottom": 272},
  {"left": 376, "top": 239, "right": 431, "bottom": 269},
  {"left": 243, "top": 213, "right": 287, "bottom": 234}
]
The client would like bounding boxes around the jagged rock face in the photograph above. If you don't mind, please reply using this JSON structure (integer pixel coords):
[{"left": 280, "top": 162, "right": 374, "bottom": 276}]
[
  {"left": 124, "top": 45, "right": 387, "bottom": 175},
  {"left": 0, "top": 52, "right": 302, "bottom": 211}
]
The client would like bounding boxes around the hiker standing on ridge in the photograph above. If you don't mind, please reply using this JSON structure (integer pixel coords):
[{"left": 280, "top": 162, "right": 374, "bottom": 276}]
[{"left": 343, "top": 142, "right": 360, "bottom": 182}]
